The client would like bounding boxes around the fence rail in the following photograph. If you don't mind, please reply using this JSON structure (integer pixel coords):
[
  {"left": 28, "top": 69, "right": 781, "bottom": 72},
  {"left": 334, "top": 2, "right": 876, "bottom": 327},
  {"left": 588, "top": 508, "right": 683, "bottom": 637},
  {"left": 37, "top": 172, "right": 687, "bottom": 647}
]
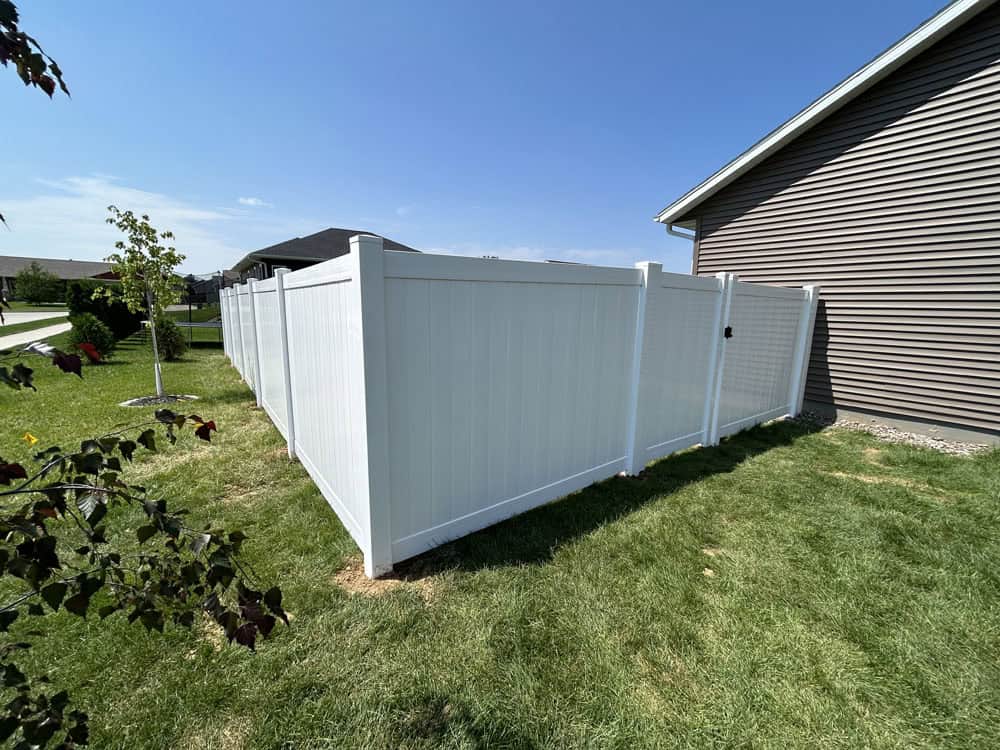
[{"left": 222, "top": 236, "right": 819, "bottom": 577}]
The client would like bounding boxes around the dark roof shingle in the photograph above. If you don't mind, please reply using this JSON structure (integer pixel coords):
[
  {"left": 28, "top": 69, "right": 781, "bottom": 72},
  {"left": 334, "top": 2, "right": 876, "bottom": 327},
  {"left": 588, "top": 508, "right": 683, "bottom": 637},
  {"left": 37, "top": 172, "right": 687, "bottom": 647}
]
[
  {"left": 232, "top": 228, "right": 418, "bottom": 272},
  {"left": 0, "top": 255, "right": 112, "bottom": 279}
]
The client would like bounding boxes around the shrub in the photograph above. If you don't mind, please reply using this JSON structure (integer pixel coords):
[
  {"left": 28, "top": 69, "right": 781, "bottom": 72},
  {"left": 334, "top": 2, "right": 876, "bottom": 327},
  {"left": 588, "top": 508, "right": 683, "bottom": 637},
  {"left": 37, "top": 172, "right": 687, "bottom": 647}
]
[
  {"left": 67, "top": 312, "right": 116, "bottom": 357},
  {"left": 155, "top": 317, "right": 187, "bottom": 361},
  {"left": 14, "top": 261, "right": 64, "bottom": 303},
  {"left": 66, "top": 279, "right": 143, "bottom": 340}
]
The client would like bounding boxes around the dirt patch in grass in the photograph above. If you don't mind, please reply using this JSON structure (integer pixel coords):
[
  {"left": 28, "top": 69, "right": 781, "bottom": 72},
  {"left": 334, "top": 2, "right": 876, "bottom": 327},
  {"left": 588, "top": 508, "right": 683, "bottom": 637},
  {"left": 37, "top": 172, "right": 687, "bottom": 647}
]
[
  {"left": 701, "top": 547, "right": 724, "bottom": 558},
  {"left": 129, "top": 446, "right": 206, "bottom": 478},
  {"left": 863, "top": 447, "right": 884, "bottom": 464},
  {"left": 217, "top": 481, "right": 267, "bottom": 507},
  {"left": 702, "top": 567, "right": 716, "bottom": 578},
  {"left": 183, "top": 714, "right": 251, "bottom": 750},
  {"left": 825, "top": 471, "right": 951, "bottom": 500},
  {"left": 266, "top": 445, "right": 292, "bottom": 461},
  {"left": 333, "top": 557, "right": 438, "bottom": 603},
  {"left": 827, "top": 471, "right": 921, "bottom": 488},
  {"left": 197, "top": 615, "right": 227, "bottom": 652}
]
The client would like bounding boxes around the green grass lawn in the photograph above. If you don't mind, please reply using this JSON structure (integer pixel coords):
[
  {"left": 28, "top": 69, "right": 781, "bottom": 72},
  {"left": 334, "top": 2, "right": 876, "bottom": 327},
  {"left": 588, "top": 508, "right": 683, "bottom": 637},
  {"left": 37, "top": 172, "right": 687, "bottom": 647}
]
[
  {"left": 165, "top": 303, "right": 220, "bottom": 323},
  {"left": 0, "top": 314, "right": 68, "bottom": 339},
  {"left": 165, "top": 304, "right": 224, "bottom": 346},
  {"left": 4, "top": 301, "right": 68, "bottom": 313},
  {"left": 2, "top": 338, "right": 999, "bottom": 749}
]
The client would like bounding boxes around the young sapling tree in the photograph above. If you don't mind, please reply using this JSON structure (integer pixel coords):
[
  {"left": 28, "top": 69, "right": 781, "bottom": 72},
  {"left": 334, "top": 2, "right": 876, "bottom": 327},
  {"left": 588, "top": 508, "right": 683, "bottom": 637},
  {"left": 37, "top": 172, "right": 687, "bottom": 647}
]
[{"left": 98, "top": 207, "right": 185, "bottom": 397}]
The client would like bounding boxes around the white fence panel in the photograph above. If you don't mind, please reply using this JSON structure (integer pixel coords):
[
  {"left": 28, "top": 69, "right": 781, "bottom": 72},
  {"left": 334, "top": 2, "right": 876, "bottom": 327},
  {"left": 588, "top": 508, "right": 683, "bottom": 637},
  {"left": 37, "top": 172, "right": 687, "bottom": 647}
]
[
  {"left": 381, "top": 252, "right": 641, "bottom": 562},
  {"left": 220, "top": 288, "right": 230, "bottom": 360},
  {"left": 630, "top": 267, "right": 724, "bottom": 470},
  {"left": 715, "top": 281, "right": 807, "bottom": 440},
  {"left": 251, "top": 278, "right": 288, "bottom": 436},
  {"left": 238, "top": 283, "right": 257, "bottom": 385},
  {"left": 282, "top": 254, "right": 374, "bottom": 562},
  {"left": 219, "top": 236, "right": 819, "bottom": 577},
  {"left": 229, "top": 287, "right": 246, "bottom": 376}
]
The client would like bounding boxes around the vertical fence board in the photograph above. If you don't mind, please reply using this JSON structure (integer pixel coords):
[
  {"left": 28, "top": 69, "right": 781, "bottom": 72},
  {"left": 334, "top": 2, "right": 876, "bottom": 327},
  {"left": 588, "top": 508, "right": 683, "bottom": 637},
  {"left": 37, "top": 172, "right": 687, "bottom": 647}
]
[{"left": 218, "top": 242, "right": 820, "bottom": 577}]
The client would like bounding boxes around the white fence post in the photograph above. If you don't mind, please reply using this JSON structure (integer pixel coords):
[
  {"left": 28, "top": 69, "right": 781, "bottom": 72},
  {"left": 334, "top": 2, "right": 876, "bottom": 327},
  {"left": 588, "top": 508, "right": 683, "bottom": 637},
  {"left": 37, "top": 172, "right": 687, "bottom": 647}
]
[
  {"left": 225, "top": 288, "right": 235, "bottom": 362},
  {"left": 350, "top": 235, "right": 394, "bottom": 578},
  {"left": 235, "top": 284, "right": 248, "bottom": 381},
  {"left": 705, "top": 272, "right": 737, "bottom": 446},
  {"left": 219, "top": 288, "right": 229, "bottom": 359},
  {"left": 788, "top": 284, "right": 821, "bottom": 417},
  {"left": 246, "top": 279, "right": 264, "bottom": 405},
  {"left": 700, "top": 273, "right": 727, "bottom": 446},
  {"left": 226, "top": 288, "right": 235, "bottom": 361},
  {"left": 274, "top": 268, "right": 297, "bottom": 460},
  {"left": 228, "top": 288, "right": 237, "bottom": 362},
  {"left": 624, "top": 261, "right": 659, "bottom": 475}
]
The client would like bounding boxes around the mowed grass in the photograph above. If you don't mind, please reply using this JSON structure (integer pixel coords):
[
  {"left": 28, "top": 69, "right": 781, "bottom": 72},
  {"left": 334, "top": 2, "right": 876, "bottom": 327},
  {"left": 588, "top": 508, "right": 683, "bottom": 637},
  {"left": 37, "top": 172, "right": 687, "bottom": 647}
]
[
  {"left": 3, "top": 301, "right": 68, "bottom": 313},
  {"left": 2, "top": 337, "right": 999, "bottom": 749},
  {"left": 0, "top": 315, "right": 68, "bottom": 339}
]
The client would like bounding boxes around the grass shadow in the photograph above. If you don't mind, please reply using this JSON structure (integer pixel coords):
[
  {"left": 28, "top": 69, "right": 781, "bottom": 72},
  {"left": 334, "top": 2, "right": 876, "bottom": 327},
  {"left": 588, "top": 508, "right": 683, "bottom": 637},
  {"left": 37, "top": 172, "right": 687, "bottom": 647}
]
[{"left": 395, "top": 418, "right": 822, "bottom": 579}]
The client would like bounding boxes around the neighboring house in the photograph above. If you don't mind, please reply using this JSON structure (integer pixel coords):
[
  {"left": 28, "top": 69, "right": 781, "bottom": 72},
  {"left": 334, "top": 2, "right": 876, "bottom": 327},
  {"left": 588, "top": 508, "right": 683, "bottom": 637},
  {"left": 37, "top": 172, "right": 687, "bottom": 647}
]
[
  {"left": 182, "top": 271, "right": 239, "bottom": 304},
  {"left": 0, "top": 255, "right": 115, "bottom": 297},
  {"left": 230, "top": 228, "right": 419, "bottom": 282},
  {"left": 656, "top": 0, "right": 1000, "bottom": 441}
]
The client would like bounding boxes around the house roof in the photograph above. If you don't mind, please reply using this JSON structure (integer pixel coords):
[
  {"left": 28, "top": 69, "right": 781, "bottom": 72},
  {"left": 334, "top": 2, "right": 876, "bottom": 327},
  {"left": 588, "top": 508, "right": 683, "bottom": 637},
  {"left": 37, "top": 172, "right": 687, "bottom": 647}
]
[
  {"left": 231, "top": 228, "right": 419, "bottom": 272},
  {"left": 0, "top": 254, "right": 113, "bottom": 279},
  {"left": 654, "top": 0, "right": 996, "bottom": 227}
]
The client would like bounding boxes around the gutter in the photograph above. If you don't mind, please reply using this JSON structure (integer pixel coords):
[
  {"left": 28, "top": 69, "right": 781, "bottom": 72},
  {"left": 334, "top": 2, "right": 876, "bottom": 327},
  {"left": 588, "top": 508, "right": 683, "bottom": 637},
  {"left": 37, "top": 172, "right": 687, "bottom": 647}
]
[{"left": 665, "top": 223, "right": 695, "bottom": 242}]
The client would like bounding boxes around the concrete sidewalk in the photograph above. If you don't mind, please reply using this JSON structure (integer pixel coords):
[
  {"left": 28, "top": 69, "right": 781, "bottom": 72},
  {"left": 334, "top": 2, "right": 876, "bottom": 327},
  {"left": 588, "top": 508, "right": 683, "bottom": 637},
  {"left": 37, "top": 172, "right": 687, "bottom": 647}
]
[
  {"left": 1, "top": 311, "right": 67, "bottom": 325},
  {"left": 0, "top": 322, "right": 72, "bottom": 351}
]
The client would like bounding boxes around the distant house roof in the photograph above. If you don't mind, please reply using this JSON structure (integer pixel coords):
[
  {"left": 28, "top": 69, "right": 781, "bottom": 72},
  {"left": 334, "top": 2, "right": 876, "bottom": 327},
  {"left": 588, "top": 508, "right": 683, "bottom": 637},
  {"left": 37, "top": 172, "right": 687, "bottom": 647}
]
[
  {"left": 0, "top": 254, "right": 114, "bottom": 280},
  {"left": 231, "top": 228, "right": 419, "bottom": 272},
  {"left": 655, "top": 0, "right": 994, "bottom": 227}
]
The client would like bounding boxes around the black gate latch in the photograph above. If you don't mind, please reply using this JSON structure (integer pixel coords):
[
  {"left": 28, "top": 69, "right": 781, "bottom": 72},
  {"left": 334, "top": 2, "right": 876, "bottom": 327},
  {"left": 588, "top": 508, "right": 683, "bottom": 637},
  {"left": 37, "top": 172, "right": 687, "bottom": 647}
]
[{"left": 724, "top": 326, "right": 733, "bottom": 339}]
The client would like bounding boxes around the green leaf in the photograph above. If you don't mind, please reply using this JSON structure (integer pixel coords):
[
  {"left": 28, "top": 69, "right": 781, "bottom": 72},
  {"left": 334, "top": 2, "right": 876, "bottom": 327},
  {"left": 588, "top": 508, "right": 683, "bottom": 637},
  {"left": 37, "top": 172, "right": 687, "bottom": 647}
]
[
  {"left": 98, "top": 436, "right": 120, "bottom": 453},
  {"left": 2, "top": 664, "right": 26, "bottom": 688},
  {"left": 11, "top": 363, "right": 36, "bottom": 390},
  {"left": 97, "top": 604, "right": 117, "bottom": 619},
  {"left": 0, "top": 367, "right": 21, "bottom": 390},
  {"left": 63, "top": 592, "right": 90, "bottom": 617},
  {"left": 74, "top": 451, "right": 104, "bottom": 476},
  {"left": 0, "top": 610, "right": 18, "bottom": 632},
  {"left": 263, "top": 586, "right": 283, "bottom": 612},
  {"left": 119, "top": 440, "right": 137, "bottom": 462},
  {"left": 136, "top": 525, "right": 157, "bottom": 544},
  {"left": 137, "top": 429, "right": 156, "bottom": 452},
  {"left": 76, "top": 492, "right": 101, "bottom": 520},
  {"left": 190, "top": 533, "right": 211, "bottom": 556},
  {"left": 0, "top": 715, "right": 19, "bottom": 742},
  {"left": 154, "top": 409, "right": 177, "bottom": 424},
  {"left": 41, "top": 582, "right": 68, "bottom": 611}
]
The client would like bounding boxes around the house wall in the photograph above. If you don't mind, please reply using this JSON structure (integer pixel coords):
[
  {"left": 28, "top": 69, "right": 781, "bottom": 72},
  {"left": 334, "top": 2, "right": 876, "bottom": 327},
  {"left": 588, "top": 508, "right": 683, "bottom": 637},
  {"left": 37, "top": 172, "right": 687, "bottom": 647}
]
[{"left": 683, "top": 4, "right": 1000, "bottom": 437}]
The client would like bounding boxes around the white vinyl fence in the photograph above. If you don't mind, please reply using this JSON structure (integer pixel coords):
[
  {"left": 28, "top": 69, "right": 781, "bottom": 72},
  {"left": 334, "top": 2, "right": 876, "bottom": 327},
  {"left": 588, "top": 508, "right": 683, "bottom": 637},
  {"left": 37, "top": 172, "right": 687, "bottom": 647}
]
[{"left": 222, "top": 236, "right": 819, "bottom": 577}]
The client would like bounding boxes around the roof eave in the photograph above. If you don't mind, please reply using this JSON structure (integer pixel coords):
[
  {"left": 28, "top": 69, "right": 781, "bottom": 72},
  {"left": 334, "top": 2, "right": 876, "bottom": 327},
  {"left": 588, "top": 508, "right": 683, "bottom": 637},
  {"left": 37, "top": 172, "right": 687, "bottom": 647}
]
[{"left": 654, "top": 0, "right": 996, "bottom": 225}]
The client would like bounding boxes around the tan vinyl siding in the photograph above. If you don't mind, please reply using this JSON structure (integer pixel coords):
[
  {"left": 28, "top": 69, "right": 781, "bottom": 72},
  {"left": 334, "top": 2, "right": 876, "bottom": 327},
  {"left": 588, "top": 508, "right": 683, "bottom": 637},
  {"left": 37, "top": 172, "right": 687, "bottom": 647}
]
[{"left": 684, "top": 4, "right": 1000, "bottom": 435}]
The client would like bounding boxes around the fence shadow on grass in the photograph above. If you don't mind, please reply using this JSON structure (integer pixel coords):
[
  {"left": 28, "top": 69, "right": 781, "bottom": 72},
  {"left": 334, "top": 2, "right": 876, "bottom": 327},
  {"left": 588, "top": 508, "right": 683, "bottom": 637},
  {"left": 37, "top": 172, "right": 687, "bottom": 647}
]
[{"left": 395, "top": 418, "right": 823, "bottom": 579}]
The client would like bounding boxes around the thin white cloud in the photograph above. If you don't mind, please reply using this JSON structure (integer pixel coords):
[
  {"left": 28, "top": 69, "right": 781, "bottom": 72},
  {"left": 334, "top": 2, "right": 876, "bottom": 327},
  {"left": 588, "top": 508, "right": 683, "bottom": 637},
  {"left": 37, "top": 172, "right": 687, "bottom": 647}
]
[
  {"left": 425, "top": 244, "right": 644, "bottom": 268},
  {"left": 0, "top": 176, "right": 318, "bottom": 273},
  {"left": 395, "top": 204, "right": 415, "bottom": 217},
  {"left": 238, "top": 196, "right": 271, "bottom": 207}
]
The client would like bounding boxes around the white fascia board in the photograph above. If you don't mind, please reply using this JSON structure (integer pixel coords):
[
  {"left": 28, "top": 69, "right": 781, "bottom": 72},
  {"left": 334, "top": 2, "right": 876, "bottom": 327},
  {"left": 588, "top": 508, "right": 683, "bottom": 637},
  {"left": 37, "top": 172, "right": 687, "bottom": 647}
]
[{"left": 654, "top": 0, "right": 996, "bottom": 224}]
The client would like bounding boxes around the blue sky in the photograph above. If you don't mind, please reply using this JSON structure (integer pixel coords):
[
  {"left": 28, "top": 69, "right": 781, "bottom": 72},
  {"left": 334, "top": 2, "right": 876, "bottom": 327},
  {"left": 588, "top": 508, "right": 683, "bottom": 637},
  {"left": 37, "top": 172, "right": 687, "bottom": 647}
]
[{"left": 2, "top": 0, "right": 947, "bottom": 274}]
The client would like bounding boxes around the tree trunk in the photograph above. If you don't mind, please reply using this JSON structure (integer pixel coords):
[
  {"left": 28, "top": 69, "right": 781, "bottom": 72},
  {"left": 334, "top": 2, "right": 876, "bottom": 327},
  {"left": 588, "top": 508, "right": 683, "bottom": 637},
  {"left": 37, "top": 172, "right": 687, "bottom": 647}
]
[{"left": 146, "top": 286, "right": 165, "bottom": 397}]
